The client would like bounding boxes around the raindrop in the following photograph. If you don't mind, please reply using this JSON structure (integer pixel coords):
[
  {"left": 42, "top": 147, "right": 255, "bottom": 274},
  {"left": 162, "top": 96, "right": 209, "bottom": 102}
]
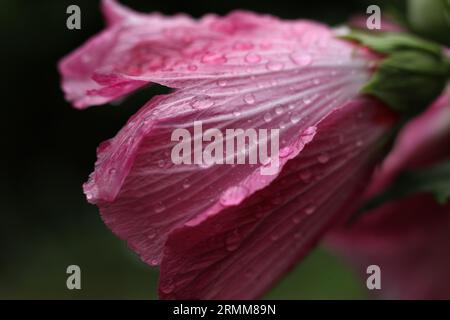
[
  {"left": 299, "top": 171, "right": 312, "bottom": 182},
  {"left": 157, "top": 160, "right": 165, "bottom": 168},
  {"left": 263, "top": 113, "right": 272, "bottom": 123},
  {"left": 303, "top": 96, "right": 313, "bottom": 105},
  {"left": 202, "top": 53, "right": 227, "bottom": 64},
  {"left": 270, "top": 234, "right": 280, "bottom": 241},
  {"left": 225, "top": 230, "right": 242, "bottom": 251},
  {"left": 275, "top": 106, "right": 284, "bottom": 115},
  {"left": 317, "top": 153, "right": 330, "bottom": 164},
  {"left": 305, "top": 205, "right": 316, "bottom": 215},
  {"left": 187, "top": 64, "right": 198, "bottom": 71},
  {"left": 279, "top": 147, "right": 293, "bottom": 158},
  {"left": 290, "top": 113, "right": 301, "bottom": 124},
  {"left": 182, "top": 180, "right": 190, "bottom": 189},
  {"left": 290, "top": 52, "right": 312, "bottom": 66},
  {"left": 190, "top": 95, "right": 214, "bottom": 109},
  {"left": 217, "top": 79, "right": 227, "bottom": 87},
  {"left": 161, "top": 280, "right": 175, "bottom": 294},
  {"left": 220, "top": 186, "right": 249, "bottom": 206},
  {"left": 154, "top": 202, "right": 166, "bottom": 213},
  {"left": 233, "top": 41, "right": 254, "bottom": 51},
  {"left": 149, "top": 259, "right": 158, "bottom": 266},
  {"left": 108, "top": 168, "right": 117, "bottom": 175},
  {"left": 244, "top": 52, "right": 261, "bottom": 64},
  {"left": 266, "top": 61, "right": 284, "bottom": 71},
  {"left": 243, "top": 93, "right": 256, "bottom": 105},
  {"left": 292, "top": 214, "right": 302, "bottom": 224},
  {"left": 147, "top": 229, "right": 157, "bottom": 239},
  {"left": 233, "top": 110, "right": 242, "bottom": 117}
]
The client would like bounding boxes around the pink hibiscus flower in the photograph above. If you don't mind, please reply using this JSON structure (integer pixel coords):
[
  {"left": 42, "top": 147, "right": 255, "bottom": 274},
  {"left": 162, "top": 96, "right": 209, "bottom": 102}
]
[
  {"left": 328, "top": 93, "right": 450, "bottom": 299},
  {"left": 59, "top": 0, "right": 402, "bottom": 299}
]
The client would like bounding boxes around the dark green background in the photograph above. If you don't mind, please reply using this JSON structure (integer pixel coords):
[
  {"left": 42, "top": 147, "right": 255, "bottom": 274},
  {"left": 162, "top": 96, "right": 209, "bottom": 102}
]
[{"left": 2, "top": 0, "right": 398, "bottom": 299}]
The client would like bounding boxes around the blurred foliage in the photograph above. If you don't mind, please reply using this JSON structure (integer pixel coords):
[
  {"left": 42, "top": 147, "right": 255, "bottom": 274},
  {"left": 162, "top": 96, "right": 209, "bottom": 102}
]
[{"left": 1, "top": 0, "right": 400, "bottom": 299}]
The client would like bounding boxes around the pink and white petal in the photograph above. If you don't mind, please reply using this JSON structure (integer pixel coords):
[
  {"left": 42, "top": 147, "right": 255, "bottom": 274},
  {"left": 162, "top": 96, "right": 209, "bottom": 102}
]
[
  {"left": 59, "top": 0, "right": 374, "bottom": 108},
  {"left": 158, "top": 97, "right": 394, "bottom": 299},
  {"left": 365, "top": 93, "right": 450, "bottom": 196},
  {"left": 84, "top": 57, "right": 375, "bottom": 266}
]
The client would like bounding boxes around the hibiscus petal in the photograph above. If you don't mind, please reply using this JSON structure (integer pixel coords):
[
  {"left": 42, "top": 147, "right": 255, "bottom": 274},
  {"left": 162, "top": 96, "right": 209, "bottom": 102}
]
[
  {"left": 159, "top": 97, "right": 394, "bottom": 299},
  {"left": 84, "top": 59, "right": 372, "bottom": 266},
  {"left": 59, "top": 0, "right": 373, "bottom": 108},
  {"left": 327, "top": 93, "right": 450, "bottom": 299}
]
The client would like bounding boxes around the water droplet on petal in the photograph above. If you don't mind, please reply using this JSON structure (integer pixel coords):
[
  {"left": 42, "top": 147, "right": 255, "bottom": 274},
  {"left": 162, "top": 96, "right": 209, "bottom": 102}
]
[
  {"left": 270, "top": 234, "right": 280, "bottom": 241},
  {"left": 292, "top": 214, "right": 302, "bottom": 224},
  {"left": 161, "top": 280, "right": 175, "bottom": 294},
  {"left": 275, "top": 106, "right": 284, "bottom": 115},
  {"left": 202, "top": 53, "right": 227, "bottom": 64},
  {"left": 149, "top": 259, "right": 159, "bottom": 266},
  {"left": 305, "top": 205, "right": 316, "bottom": 215},
  {"left": 317, "top": 153, "right": 330, "bottom": 164},
  {"left": 147, "top": 229, "right": 157, "bottom": 239},
  {"left": 220, "top": 186, "right": 249, "bottom": 206},
  {"left": 154, "top": 202, "right": 166, "bottom": 213},
  {"left": 183, "top": 180, "right": 191, "bottom": 189},
  {"left": 263, "top": 113, "right": 272, "bottom": 123},
  {"left": 290, "top": 52, "right": 312, "bottom": 66},
  {"left": 233, "top": 110, "right": 241, "bottom": 117},
  {"left": 266, "top": 61, "right": 284, "bottom": 71},
  {"left": 158, "top": 160, "right": 165, "bottom": 168},
  {"left": 245, "top": 52, "right": 261, "bottom": 64},
  {"left": 217, "top": 79, "right": 227, "bottom": 87},
  {"left": 190, "top": 95, "right": 214, "bottom": 109},
  {"left": 225, "top": 230, "right": 242, "bottom": 251},
  {"left": 233, "top": 41, "right": 254, "bottom": 51},
  {"left": 299, "top": 171, "right": 312, "bottom": 182},
  {"left": 243, "top": 93, "right": 256, "bottom": 105},
  {"left": 187, "top": 64, "right": 198, "bottom": 71},
  {"left": 290, "top": 113, "right": 301, "bottom": 124},
  {"left": 279, "top": 147, "right": 293, "bottom": 158}
]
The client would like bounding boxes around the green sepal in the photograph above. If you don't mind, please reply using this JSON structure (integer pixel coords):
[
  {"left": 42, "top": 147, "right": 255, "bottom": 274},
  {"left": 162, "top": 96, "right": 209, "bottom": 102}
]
[
  {"left": 365, "top": 159, "right": 450, "bottom": 211},
  {"left": 342, "top": 31, "right": 449, "bottom": 116}
]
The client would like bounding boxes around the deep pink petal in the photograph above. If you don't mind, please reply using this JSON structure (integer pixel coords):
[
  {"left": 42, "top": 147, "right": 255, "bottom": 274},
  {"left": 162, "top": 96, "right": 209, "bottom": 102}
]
[
  {"left": 159, "top": 98, "right": 394, "bottom": 299},
  {"left": 328, "top": 93, "right": 450, "bottom": 299}
]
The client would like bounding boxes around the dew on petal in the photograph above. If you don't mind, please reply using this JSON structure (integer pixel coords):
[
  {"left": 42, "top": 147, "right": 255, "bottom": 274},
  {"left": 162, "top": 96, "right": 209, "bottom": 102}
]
[
  {"left": 233, "top": 41, "right": 254, "bottom": 51},
  {"left": 317, "top": 153, "right": 330, "bottom": 164},
  {"left": 243, "top": 93, "right": 256, "bottom": 105},
  {"left": 275, "top": 106, "right": 284, "bottom": 115},
  {"left": 217, "top": 79, "right": 227, "bottom": 87},
  {"left": 263, "top": 113, "right": 272, "bottom": 123},
  {"left": 290, "top": 52, "right": 312, "bottom": 66},
  {"left": 187, "top": 64, "right": 198, "bottom": 71},
  {"left": 190, "top": 95, "right": 215, "bottom": 109},
  {"left": 202, "top": 53, "right": 227, "bottom": 64},
  {"left": 220, "top": 186, "right": 249, "bottom": 206},
  {"left": 266, "top": 61, "right": 284, "bottom": 71},
  {"left": 245, "top": 52, "right": 261, "bottom": 64},
  {"left": 225, "top": 230, "right": 242, "bottom": 251},
  {"left": 305, "top": 205, "right": 316, "bottom": 215},
  {"left": 154, "top": 202, "right": 166, "bottom": 213}
]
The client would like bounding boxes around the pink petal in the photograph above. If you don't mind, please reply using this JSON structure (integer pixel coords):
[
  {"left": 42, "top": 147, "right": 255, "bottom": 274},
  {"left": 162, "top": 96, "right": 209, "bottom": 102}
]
[
  {"left": 159, "top": 97, "right": 394, "bottom": 299},
  {"left": 84, "top": 56, "right": 374, "bottom": 266},
  {"left": 59, "top": 0, "right": 375, "bottom": 109},
  {"left": 327, "top": 93, "right": 450, "bottom": 299}
]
